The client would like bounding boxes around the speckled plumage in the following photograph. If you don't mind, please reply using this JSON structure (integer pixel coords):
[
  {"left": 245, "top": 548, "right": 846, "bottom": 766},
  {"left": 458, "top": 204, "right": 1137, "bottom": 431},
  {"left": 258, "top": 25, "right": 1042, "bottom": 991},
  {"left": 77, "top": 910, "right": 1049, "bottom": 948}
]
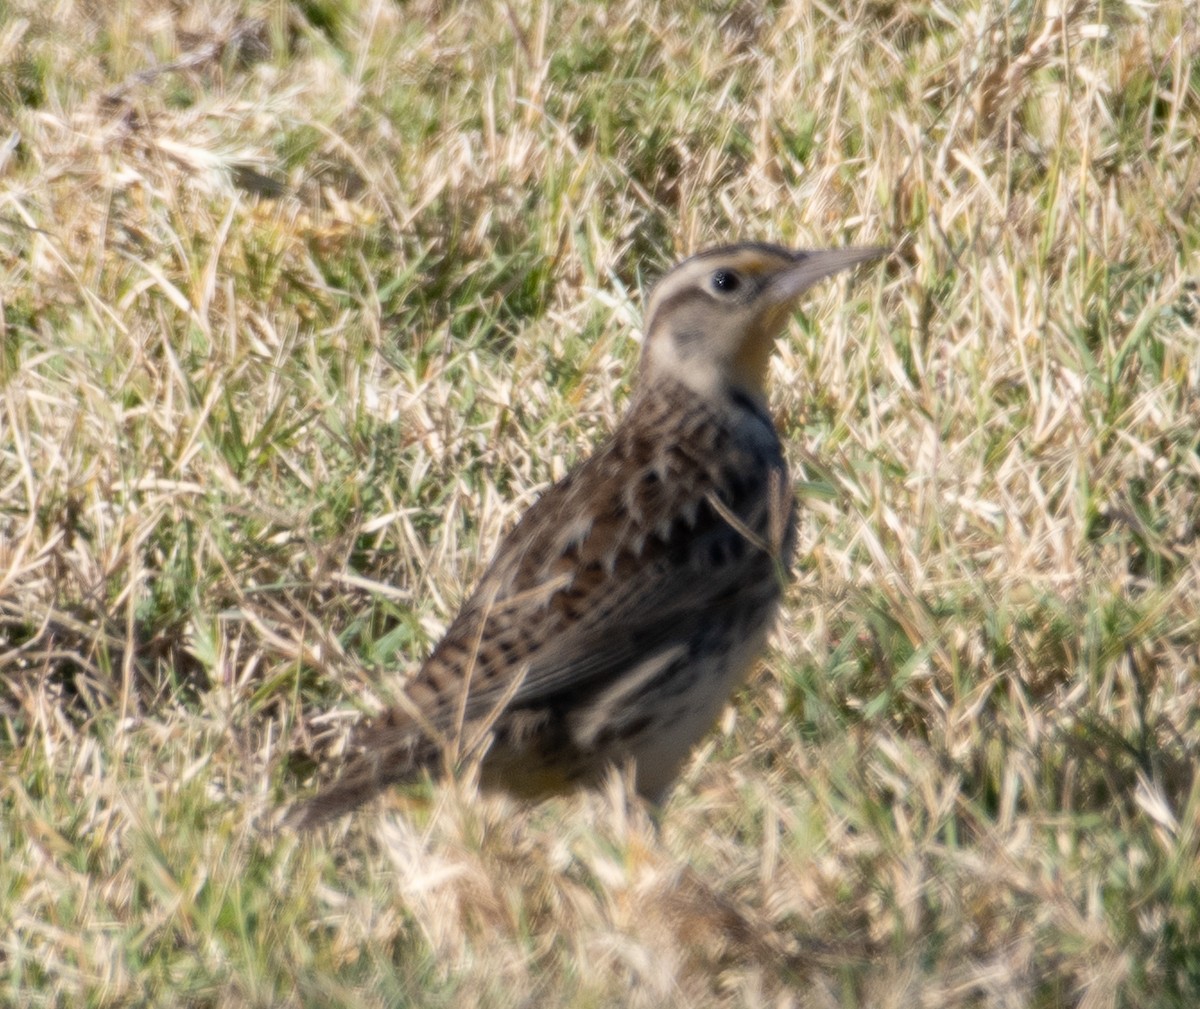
[{"left": 285, "top": 242, "right": 883, "bottom": 829}]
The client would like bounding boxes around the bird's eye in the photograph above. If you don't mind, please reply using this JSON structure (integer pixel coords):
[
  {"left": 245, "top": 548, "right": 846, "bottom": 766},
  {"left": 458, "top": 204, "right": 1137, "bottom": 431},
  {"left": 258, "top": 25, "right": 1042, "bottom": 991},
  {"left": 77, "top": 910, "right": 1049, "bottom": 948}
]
[{"left": 710, "top": 269, "right": 741, "bottom": 294}]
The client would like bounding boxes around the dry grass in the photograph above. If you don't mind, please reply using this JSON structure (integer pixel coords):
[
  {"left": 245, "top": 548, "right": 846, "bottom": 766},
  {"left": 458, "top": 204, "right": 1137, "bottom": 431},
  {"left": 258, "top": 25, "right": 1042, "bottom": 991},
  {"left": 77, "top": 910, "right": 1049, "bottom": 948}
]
[{"left": 2, "top": 0, "right": 1199, "bottom": 1005}]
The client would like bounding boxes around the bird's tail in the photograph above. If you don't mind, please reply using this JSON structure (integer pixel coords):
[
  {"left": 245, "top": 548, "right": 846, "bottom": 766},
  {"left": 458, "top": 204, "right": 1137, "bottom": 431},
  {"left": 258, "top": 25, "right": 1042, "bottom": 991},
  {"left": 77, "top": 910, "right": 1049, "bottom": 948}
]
[{"left": 280, "top": 725, "right": 434, "bottom": 831}]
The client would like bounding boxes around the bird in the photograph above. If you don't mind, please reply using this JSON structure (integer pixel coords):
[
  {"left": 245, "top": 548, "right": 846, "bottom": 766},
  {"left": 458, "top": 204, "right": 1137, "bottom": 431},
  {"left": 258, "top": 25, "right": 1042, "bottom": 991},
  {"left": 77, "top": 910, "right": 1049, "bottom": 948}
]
[{"left": 284, "top": 241, "right": 884, "bottom": 829}]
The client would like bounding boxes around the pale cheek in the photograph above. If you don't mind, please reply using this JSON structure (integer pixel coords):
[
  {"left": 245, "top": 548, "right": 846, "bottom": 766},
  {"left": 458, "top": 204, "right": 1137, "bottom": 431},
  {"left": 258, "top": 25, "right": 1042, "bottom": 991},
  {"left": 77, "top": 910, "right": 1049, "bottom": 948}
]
[{"left": 643, "top": 338, "right": 724, "bottom": 397}]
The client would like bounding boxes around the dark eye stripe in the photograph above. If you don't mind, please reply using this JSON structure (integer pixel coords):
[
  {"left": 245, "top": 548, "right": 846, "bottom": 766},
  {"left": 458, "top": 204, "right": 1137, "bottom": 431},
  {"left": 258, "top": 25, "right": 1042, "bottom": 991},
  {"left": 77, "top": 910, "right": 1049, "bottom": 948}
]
[{"left": 644, "top": 287, "right": 711, "bottom": 339}]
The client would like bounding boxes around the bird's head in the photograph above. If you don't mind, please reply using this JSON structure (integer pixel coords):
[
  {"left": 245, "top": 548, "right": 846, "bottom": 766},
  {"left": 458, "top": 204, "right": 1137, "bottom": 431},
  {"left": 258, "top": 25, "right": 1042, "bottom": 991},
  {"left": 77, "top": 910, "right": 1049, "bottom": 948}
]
[{"left": 640, "top": 243, "right": 885, "bottom": 402}]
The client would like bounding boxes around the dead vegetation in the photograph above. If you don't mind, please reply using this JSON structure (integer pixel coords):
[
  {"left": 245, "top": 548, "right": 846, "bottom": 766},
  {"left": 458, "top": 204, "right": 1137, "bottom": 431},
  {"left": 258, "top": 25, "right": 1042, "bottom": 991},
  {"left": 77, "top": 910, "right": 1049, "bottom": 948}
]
[{"left": 1, "top": 1, "right": 1198, "bottom": 1005}]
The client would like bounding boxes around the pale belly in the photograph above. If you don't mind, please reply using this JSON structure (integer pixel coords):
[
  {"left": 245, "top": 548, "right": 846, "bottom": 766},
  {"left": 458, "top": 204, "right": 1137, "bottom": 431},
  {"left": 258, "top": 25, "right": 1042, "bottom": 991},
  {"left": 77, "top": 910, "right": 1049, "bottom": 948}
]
[{"left": 560, "top": 595, "right": 780, "bottom": 802}]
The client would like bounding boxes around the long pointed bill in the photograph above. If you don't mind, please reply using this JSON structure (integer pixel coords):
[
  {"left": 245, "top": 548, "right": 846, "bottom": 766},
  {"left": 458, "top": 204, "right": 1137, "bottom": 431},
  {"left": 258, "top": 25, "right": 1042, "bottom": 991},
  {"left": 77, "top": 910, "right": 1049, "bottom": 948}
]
[{"left": 765, "top": 246, "right": 889, "bottom": 305}]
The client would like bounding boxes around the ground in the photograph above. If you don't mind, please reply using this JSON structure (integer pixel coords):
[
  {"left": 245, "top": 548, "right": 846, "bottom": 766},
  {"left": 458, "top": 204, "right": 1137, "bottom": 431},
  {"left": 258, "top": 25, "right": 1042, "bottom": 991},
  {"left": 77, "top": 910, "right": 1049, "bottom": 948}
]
[{"left": 1, "top": 1, "right": 1199, "bottom": 1006}]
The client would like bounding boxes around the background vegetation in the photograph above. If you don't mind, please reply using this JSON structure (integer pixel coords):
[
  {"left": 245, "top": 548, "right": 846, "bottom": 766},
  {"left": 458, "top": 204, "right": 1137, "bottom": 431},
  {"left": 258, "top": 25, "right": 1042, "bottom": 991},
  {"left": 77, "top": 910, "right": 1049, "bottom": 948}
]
[{"left": 2, "top": 0, "right": 1198, "bottom": 1005}]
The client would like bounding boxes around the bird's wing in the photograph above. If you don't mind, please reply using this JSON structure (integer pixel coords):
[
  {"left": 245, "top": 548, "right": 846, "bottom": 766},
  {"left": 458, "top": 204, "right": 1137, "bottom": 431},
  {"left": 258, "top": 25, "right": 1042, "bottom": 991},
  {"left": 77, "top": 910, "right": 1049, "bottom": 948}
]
[{"left": 405, "top": 415, "right": 791, "bottom": 729}]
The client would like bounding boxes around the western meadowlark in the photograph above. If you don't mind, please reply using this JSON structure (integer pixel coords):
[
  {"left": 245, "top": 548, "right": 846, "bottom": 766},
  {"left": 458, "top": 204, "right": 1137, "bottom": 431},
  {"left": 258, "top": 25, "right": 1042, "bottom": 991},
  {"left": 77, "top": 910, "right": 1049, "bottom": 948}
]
[{"left": 285, "top": 242, "right": 884, "bottom": 829}]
